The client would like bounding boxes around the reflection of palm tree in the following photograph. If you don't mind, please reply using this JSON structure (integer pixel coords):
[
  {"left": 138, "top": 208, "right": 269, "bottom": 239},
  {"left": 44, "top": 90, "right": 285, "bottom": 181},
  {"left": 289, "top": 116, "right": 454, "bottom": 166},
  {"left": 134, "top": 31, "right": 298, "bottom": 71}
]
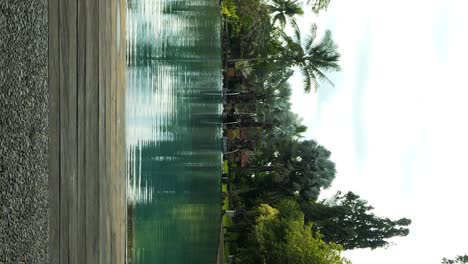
[
  {"left": 268, "top": 0, "right": 303, "bottom": 28},
  {"left": 229, "top": 21, "right": 341, "bottom": 93}
]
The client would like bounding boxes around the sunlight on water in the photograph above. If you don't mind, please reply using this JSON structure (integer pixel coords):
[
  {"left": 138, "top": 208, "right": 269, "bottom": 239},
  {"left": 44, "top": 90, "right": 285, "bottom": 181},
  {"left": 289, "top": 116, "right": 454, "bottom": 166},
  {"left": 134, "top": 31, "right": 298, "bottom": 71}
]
[{"left": 125, "top": 0, "right": 222, "bottom": 263}]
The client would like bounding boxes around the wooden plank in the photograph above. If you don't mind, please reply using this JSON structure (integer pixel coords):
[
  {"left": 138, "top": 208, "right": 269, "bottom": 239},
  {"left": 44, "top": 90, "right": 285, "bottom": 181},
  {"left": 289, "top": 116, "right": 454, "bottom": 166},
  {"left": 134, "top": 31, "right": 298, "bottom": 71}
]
[
  {"left": 58, "top": 0, "right": 70, "bottom": 261},
  {"left": 77, "top": 0, "right": 87, "bottom": 262},
  {"left": 109, "top": 0, "right": 117, "bottom": 262},
  {"left": 85, "top": 0, "right": 100, "bottom": 261},
  {"left": 106, "top": 0, "right": 114, "bottom": 259},
  {"left": 48, "top": 0, "right": 60, "bottom": 262},
  {"left": 57, "top": 0, "right": 79, "bottom": 262},
  {"left": 117, "top": 1, "right": 127, "bottom": 262},
  {"left": 98, "top": 0, "right": 110, "bottom": 262},
  {"left": 66, "top": 0, "right": 78, "bottom": 261},
  {"left": 118, "top": 1, "right": 127, "bottom": 262},
  {"left": 51, "top": 0, "right": 127, "bottom": 262}
]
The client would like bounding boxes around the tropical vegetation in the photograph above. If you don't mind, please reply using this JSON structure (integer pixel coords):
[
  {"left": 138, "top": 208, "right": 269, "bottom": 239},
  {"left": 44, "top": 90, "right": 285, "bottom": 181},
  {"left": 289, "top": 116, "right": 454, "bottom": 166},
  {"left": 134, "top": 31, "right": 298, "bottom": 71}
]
[{"left": 220, "top": 0, "right": 411, "bottom": 263}]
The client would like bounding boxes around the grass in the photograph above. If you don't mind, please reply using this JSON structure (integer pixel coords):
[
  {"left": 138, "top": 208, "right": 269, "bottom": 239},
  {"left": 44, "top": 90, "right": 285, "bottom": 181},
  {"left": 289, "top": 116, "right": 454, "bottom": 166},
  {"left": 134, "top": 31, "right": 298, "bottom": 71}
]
[
  {"left": 222, "top": 180, "right": 233, "bottom": 263},
  {"left": 223, "top": 160, "right": 229, "bottom": 174}
]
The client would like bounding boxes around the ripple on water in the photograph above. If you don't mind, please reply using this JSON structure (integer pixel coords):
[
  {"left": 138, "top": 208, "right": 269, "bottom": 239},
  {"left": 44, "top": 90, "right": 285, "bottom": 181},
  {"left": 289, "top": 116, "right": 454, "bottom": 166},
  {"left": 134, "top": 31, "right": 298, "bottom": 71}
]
[{"left": 126, "top": 0, "right": 222, "bottom": 263}]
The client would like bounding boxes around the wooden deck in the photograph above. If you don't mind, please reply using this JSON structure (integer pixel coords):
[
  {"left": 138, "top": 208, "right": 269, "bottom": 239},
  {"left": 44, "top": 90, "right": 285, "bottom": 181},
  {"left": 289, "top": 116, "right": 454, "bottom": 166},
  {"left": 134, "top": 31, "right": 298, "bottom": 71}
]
[{"left": 48, "top": 0, "right": 126, "bottom": 263}]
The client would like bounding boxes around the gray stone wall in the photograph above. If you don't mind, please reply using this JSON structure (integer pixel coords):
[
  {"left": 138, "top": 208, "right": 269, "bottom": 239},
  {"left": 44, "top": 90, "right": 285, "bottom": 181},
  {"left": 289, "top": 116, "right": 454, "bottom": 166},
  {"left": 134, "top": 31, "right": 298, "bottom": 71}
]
[{"left": 0, "top": 1, "right": 48, "bottom": 263}]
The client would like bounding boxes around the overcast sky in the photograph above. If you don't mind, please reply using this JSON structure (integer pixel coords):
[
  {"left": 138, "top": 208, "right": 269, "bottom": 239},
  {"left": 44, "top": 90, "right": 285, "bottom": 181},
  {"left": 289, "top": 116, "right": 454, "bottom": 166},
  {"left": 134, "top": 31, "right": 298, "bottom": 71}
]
[{"left": 290, "top": 0, "right": 468, "bottom": 263}]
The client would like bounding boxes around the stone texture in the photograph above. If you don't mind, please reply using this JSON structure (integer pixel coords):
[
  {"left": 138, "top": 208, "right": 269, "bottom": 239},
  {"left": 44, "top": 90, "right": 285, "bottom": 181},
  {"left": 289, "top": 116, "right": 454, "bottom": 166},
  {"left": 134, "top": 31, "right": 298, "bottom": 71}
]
[{"left": 0, "top": 1, "right": 48, "bottom": 263}]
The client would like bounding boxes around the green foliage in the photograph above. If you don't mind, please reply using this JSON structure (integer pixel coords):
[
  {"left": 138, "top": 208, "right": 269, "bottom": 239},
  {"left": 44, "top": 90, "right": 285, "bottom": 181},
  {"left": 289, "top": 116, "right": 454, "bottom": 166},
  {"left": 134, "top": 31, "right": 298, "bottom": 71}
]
[
  {"left": 230, "top": 0, "right": 278, "bottom": 58},
  {"left": 221, "top": 0, "right": 239, "bottom": 21},
  {"left": 222, "top": 1, "right": 414, "bottom": 259},
  {"left": 246, "top": 137, "right": 336, "bottom": 202},
  {"left": 442, "top": 254, "right": 468, "bottom": 264},
  {"left": 237, "top": 201, "right": 351, "bottom": 264},
  {"left": 223, "top": 160, "right": 229, "bottom": 174},
  {"left": 227, "top": 69, "right": 337, "bottom": 205},
  {"left": 301, "top": 191, "right": 412, "bottom": 250},
  {"left": 229, "top": 22, "right": 341, "bottom": 93},
  {"left": 222, "top": 183, "right": 233, "bottom": 263},
  {"left": 281, "top": 20, "right": 341, "bottom": 92},
  {"left": 268, "top": 0, "right": 304, "bottom": 28},
  {"left": 231, "top": 139, "right": 336, "bottom": 206},
  {"left": 225, "top": 0, "right": 340, "bottom": 93}
]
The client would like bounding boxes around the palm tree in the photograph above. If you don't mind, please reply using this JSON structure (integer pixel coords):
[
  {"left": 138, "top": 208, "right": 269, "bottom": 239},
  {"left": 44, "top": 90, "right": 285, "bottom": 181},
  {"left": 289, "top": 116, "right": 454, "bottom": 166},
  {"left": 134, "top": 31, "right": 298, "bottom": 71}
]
[
  {"left": 229, "top": 21, "right": 341, "bottom": 92},
  {"left": 268, "top": 0, "right": 304, "bottom": 28},
  {"left": 281, "top": 20, "right": 341, "bottom": 92}
]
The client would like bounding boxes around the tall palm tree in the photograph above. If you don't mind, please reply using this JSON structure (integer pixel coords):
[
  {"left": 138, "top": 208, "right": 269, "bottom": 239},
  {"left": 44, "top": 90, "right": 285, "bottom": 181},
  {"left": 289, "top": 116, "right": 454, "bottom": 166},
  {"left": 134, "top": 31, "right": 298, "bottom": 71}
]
[
  {"left": 281, "top": 20, "right": 341, "bottom": 92},
  {"left": 229, "top": 21, "right": 341, "bottom": 92},
  {"left": 268, "top": 0, "right": 304, "bottom": 28}
]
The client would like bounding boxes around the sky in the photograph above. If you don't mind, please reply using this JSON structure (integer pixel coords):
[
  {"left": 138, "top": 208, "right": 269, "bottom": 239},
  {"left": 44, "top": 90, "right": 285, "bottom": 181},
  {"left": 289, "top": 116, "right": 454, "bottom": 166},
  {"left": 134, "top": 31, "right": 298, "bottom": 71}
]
[{"left": 289, "top": 0, "right": 468, "bottom": 263}]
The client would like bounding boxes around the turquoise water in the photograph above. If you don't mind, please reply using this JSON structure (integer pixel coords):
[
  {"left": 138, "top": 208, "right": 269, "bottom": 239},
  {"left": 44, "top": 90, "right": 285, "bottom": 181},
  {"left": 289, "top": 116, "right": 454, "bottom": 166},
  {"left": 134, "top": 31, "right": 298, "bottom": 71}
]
[{"left": 125, "top": 0, "right": 222, "bottom": 263}]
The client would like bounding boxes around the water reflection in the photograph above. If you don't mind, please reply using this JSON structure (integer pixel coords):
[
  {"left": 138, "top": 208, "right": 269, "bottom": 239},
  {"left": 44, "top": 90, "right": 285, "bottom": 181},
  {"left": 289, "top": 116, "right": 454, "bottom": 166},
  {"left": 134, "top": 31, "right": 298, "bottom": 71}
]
[{"left": 126, "top": 0, "right": 222, "bottom": 263}]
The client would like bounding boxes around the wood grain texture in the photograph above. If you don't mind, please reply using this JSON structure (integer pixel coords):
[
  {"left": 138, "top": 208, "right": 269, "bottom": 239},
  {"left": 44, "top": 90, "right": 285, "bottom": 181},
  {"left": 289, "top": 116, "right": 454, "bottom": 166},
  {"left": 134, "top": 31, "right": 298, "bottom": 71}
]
[
  {"left": 109, "top": 0, "right": 117, "bottom": 261},
  {"left": 65, "top": 0, "right": 78, "bottom": 262},
  {"left": 99, "top": 0, "right": 111, "bottom": 262},
  {"left": 48, "top": 0, "right": 126, "bottom": 262},
  {"left": 117, "top": 1, "right": 127, "bottom": 262},
  {"left": 58, "top": 0, "right": 70, "bottom": 261},
  {"left": 77, "top": 0, "right": 86, "bottom": 261},
  {"left": 97, "top": 0, "right": 108, "bottom": 262},
  {"left": 85, "top": 0, "right": 101, "bottom": 261},
  {"left": 48, "top": 0, "right": 60, "bottom": 262}
]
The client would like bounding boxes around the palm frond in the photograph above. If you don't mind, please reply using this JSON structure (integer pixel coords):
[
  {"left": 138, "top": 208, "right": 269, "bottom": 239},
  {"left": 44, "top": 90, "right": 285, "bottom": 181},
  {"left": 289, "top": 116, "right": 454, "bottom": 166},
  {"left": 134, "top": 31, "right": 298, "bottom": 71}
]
[
  {"left": 269, "top": 0, "right": 303, "bottom": 28},
  {"left": 290, "top": 18, "right": 301, "bottom": 44},
  {"left": 308, "top": 30, "right": 341, "bottom": 72},
  {"left": 309, "top": 74, "right": 320, "bottom": 93},
  {"left": 285, "top": 0, "right": 304, "bottom": 16},
  {"left": 280, "top": 30, "right": 302, "bottom": 60},
  {"left": 302, "top": 23, "right": 317, "bottom": 51},
  {"left": 280, "top": 30, "right": 294, "bottom": 45},
  {"left": 299, "top": 65, "right": 313, "bottom": 93},
  {"left": 273, "top": 13, "right": 287, "bottom": 28},
  {"left": 274, "top": 69, "right": 294, "bottom": 88},
  {"left": 278, "top": 85, "right": 292, "bottom": 98},
  {"left": 272, "top": 0, "right": 283, "bottom": 6},
  {"left": 309, "top": 51, "right": 341, "bottom": 71},
  {"left": 310, "top": 65, "right": 335, "bottom": 87},
  {"left": 306, "top": 66, "right": 322, "bottom": 93},
  {"left": 308, "top": 0, "right": 331, "bottom": 14},
  {"left": 312, "top": 30, "right": 334, "bottom": 51}
]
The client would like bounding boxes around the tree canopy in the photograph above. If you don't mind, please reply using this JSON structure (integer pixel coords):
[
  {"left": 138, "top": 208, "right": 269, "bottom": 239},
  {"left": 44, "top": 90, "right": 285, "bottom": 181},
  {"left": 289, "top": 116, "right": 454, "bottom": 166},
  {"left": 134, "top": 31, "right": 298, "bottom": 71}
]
[
  {"left": 281, "top": 20, "right": 341, "bottom": 92},
  {"left": 233, "top": 138, "right": 336, "bottom": 203},
  {"left": 268, "top": 0, "right": 303, "bottom": 28},
  {"left": 301, "top": 191, "right": 412, "bottom": 250},
  {"left": 236, "top": 200, "right": 351, "bottom": 264},
  {"left": 227, "top": 0, "right": 341, "bottom": 93}
]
